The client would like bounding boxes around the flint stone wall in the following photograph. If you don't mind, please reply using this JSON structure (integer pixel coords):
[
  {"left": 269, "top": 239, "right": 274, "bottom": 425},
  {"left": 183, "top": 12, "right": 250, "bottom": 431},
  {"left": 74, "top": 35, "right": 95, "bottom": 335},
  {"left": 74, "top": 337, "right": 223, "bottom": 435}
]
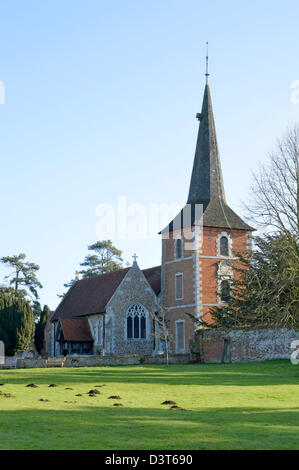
[
  {"left": 0, "top": 353, "right": 190, "bottom": 369},
  {"left": 105, "top": 264, "right": 158, "bottom": 355},
  {"left": 199, "top": 328, "right": 299, "bottom": 363}
]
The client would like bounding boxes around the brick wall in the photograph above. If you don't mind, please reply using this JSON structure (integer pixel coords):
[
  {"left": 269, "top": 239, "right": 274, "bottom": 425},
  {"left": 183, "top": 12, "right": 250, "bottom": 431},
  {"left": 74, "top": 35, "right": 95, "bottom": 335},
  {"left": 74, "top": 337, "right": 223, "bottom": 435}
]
[
  {"left": 162, "top": 229, "right": 196, "bottom": 353},
  {"left": 162, "top": 226, "right": 250, "bottom": 352},
  {"left": 200, "top": 227, "right": 249, "bottom": 325}
]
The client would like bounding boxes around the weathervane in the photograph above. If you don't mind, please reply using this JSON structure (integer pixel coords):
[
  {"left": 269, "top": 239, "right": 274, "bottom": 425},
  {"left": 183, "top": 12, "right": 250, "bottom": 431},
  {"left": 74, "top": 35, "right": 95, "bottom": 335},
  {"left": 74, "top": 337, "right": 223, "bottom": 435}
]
[
  {"left": 205, "top": 41, "right": 209, "bottom": 84},
  {"left": 196, "top": 42, "right": 210, "bottom": 121}
]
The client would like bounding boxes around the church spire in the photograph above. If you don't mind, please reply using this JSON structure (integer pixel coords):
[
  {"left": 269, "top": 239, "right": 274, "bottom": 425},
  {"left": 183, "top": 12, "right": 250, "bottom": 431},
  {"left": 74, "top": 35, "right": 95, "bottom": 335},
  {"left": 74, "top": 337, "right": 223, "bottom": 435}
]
[
  {"left": 160, "top": 50, "right": 255, "bottom": 234},
  {"left": 187, "top": 57, "right": 226, "bottom": 206}
]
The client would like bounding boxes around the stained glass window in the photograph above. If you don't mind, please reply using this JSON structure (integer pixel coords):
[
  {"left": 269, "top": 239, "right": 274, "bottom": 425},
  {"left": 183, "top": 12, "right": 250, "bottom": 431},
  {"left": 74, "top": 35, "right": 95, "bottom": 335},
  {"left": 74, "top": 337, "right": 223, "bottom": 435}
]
[{"left": 126, "top": 303, "right": 147, "bottom": 339}]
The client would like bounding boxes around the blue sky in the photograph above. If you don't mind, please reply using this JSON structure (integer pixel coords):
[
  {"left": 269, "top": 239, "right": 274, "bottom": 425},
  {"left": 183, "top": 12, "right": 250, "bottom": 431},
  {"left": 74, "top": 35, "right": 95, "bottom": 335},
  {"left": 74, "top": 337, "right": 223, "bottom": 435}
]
[{"left": 0, "top": 0, "right": 298, "bottom": 309}]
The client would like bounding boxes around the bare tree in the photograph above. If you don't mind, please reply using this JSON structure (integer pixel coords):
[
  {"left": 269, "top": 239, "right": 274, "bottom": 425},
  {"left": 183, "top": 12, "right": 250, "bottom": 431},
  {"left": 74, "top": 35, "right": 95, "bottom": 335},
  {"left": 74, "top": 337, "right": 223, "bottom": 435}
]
[
  {"left": 244, "top": 125, "right": 299, "bottom": 238},
  {"left": 207, "top": 125, "right": 299, "bottom": 331},
  {"left": 202, "top": 234, "right": 299, "bottom": 331},
  {"left": 149, "top": 301, "right": 171, "bottom": 367}
]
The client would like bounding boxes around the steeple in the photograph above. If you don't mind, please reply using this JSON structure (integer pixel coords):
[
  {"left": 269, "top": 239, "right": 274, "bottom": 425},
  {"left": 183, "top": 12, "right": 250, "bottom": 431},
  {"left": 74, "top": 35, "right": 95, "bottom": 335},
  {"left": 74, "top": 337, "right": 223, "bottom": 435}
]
[
  {"left": 160, "top": 52, "right": 255, "bottom": 234},
  {"left": 187, "top": 83, "right": 226, "bottom": 206}
]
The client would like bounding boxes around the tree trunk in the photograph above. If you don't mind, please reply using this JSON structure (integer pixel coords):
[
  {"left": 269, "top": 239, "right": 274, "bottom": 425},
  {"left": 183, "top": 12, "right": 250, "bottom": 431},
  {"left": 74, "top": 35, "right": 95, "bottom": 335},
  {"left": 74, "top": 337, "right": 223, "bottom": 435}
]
[
  {"left": 15, "top": 270, "right": 19, "bottom": 291},
  {"left": 163, "top": 320, "right": 170, "bottom": 368}
]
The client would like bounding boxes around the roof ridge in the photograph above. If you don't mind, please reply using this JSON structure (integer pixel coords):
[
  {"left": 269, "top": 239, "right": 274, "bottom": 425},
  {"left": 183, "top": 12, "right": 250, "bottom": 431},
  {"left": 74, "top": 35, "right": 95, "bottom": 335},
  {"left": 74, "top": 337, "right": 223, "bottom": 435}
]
[
  {"left": 142, "top": 265, "right": 161, "bottom": 272},
  {"left": 75, "top": 265, "right": 161, "bottom": 285},
  {"left": 75, "top": 266, "right": 130, "bottom": 284},
  {"left": 54, "top": 264, "right": 162, "bottom": 320}
]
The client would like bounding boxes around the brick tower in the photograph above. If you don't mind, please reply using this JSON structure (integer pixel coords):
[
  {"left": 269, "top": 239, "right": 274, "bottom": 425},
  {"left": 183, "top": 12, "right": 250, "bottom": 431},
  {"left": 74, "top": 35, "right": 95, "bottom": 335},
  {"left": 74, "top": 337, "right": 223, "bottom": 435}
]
[{"left": 160, "top": 76, "right": 254, "bottom": 354}]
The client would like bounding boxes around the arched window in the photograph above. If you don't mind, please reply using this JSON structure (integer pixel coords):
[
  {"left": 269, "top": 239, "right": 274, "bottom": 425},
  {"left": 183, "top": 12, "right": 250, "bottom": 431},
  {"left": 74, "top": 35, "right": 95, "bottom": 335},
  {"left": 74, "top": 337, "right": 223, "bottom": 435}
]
[
  {"left": 220, "top": 280, "right": 231, "bottom": 302},
  {"left": 220, "top": 236, "right": 229, "bottom": 257},
  {"left": 126, "top": 303, "right": 147, "bottom": 339},
  {"left": 175, "top": 239, "right": 183, "bottom": 259}
]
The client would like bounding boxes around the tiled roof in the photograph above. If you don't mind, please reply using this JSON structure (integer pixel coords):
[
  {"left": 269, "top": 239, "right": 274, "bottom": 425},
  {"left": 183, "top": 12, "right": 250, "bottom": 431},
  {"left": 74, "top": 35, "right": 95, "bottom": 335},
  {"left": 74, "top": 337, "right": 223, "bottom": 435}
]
[
  {"left": 53, "top": 265, "right": 161, "bottom": 320},
  {"left": 59, "top": 318, "right": 93, "bottom": 342},
  {"left": 160, "top": 200, "right": 255, "bottom": 233}
]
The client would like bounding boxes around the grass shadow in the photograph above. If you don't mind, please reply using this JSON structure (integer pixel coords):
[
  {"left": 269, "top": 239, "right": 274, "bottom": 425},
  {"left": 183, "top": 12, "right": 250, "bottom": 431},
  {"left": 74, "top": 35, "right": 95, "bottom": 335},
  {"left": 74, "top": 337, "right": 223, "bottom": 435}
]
[
  {"left": 0, "top": 405, "right": 298, "bottom": 450},
  {"left": 1, "top": 361, "right": 298, "bottom": 387}
]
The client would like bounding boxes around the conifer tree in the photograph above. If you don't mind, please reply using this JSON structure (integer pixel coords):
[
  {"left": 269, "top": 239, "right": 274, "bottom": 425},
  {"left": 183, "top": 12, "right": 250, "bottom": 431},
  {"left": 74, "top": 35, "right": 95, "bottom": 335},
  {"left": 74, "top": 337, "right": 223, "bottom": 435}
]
[
  {"left": 79, "top": 240, "right": 123, "bottom": 278},
  {"left": 0, "top": 294, "right": 35, "bottom": 355},
  {"left": 34, "top": 305, "right": 51, "bottom": 354},
  {"left": 0, "top": 253, "right": 42, "bottom": 300},
  {"left": 58, "top": 241, "right": 123, "bottom": 298},
  {"left": 203, "top": 126, "right": 299, "bottom": 332},
  {"left": 201, "top": 234, "right": 299, "bottom": 331},
  {"left": 32, "top": 301, "right": 42, "bottom": 321}
]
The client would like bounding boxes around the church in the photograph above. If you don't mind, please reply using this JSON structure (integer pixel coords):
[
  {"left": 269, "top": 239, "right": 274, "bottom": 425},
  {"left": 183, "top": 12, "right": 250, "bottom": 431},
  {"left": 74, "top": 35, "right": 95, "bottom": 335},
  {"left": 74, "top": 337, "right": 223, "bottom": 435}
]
[{"left": 49, "top": 73, "right": 254, "bottom": 358}]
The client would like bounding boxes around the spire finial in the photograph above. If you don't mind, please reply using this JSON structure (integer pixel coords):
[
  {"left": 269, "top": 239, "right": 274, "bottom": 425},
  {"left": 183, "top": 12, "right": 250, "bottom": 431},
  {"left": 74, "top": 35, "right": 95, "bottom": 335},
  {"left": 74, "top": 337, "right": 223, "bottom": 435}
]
[
  {"left": 205, "top": 41, "right": 209, "bottom": 84},
  {"left": 132, "top": 253, "right": 138, "bottom": 264}
]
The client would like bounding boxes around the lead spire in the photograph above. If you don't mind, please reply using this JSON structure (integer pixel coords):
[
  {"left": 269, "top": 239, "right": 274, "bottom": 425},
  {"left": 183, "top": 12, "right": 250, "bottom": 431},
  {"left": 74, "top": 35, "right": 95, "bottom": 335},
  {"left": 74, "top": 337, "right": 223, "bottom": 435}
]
[
  {"left": 161, "top": 45, "right": 255, "bottom": 234},
  {"left": 160, "top": 47, "right": 255, "bottom": 233},
  {"left": 187, "top": 53, "right": 226, "bottom": 205}
]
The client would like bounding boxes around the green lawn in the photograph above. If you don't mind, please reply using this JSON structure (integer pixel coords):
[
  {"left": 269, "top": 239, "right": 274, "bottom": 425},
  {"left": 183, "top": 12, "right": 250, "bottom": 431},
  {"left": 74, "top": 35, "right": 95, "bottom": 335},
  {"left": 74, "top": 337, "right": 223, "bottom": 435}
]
[{"left": 0, "top": 360, "right": 298, "bottom": 450}]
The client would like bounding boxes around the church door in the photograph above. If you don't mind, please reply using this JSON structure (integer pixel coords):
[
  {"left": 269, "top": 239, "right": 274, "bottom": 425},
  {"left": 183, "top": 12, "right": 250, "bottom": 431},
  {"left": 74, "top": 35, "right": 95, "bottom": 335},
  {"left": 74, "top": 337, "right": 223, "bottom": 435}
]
[{"left": 222, "top": 338, "right": 231, "bottom": 363}]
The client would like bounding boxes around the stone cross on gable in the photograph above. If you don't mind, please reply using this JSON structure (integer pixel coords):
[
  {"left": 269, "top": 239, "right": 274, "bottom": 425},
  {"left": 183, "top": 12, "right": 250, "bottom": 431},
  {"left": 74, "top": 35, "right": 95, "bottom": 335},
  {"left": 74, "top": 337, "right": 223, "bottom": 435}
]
[{"left": 132, "top": 253, "right": 138, "bottom": 263}]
